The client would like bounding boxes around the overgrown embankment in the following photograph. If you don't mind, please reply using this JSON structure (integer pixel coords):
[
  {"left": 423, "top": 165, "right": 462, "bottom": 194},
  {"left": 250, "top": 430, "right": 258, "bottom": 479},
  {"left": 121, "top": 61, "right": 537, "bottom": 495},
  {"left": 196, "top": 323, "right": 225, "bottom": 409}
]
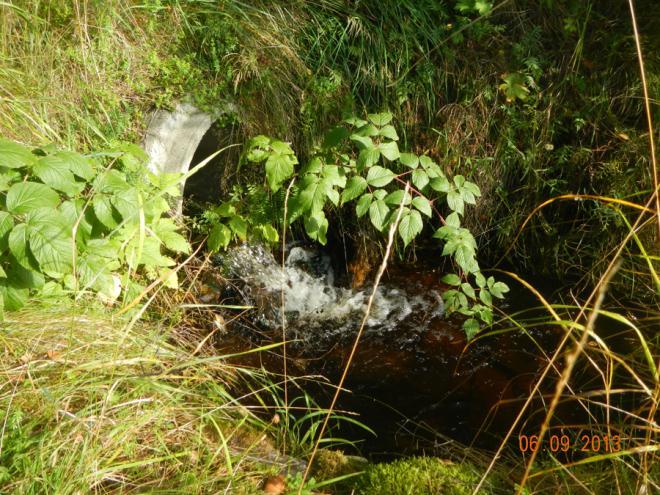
[{"left": 2, "top": 0, "right": 657, "bottom": 295}]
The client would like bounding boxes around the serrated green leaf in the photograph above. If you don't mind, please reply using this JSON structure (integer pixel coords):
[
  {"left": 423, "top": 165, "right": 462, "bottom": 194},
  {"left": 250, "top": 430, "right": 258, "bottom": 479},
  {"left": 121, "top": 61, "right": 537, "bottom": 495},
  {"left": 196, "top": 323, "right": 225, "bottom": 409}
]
[
  {"left": 490, "top": 281, "right": 510, "bottom": 298},
  {"left": 366, "top": 166, "right": 395, "bottom": 187},
  {"left": 419, "top": 155, "right": 435, "bottom": 169},
  {"left": 373, "top": 189, "right": 387, "bottom": 200},
  {"left": 463, "top": 181, "right": 481, "bottom": 197},
  {"left": 446, "top": 212, "right": 461, "bottom": 227},
  {"left": 94, "top": 169, "right": 131, "bottom": 194},
  {"left": 6, "top": 181, "right": 60, "bottom": 214},
  {"left": 475, "top": 272, "right": 486, "bottom": 288},
  {"left": 57, "top": 151, "right": 95, "bottom": 180},
  {"left": 304, "top": 210, "right": 328, "bottom": 245},
  {"left": 368, "top": 112, "right": 393, "bottom": 126},
  {"left": 357, "top": 148, "right": 381, "bottom": 171},
  {"left": 461, "top": 282, "right": 476, "bottom": 299},
  {"left": 412, "top": 196, "right": 432, "bottom": 217},
  {"left": 33, "top": 155, "right": 81, "bottom": 196},
  {"left": 28, "top": 221, "right": 73, "bottom": 275},
  {"left": 447, "top": 190, "right": 464, "bottom": 215},
  {"left": 379, "top": 125, "right": 399, "bottom": 140},
  {"left": 398, "top": 210, "right": 422, "bottom": 246},
  {"left": 0, "top": 139, "right": 36, "bottom": 169},
  {"left": 208, "top": 223, "right": 231, "bottom": 252},
  {"left": 111, "top": 188, "right": 141, "bottom": 222},
  {"left": 356, "top": 193, "right": 372, "bottom": 218},
  {"left": 256, "top": 224, "right": 279, "bottom": 243},
  {"left": 0, "top": 211, "right": 14, "bottom": 252},
  {"left": 441, "top": 273, "right": 461, "bottom": 286},
  {"left": 0, "top": 282, "right": 28, "bottom": 311},
  {"left": 228, "top": 215, "right": 248, "bottom": 240},
  {"left": 350, "top": 134, "right": 374, "bottom": 150},
  {"left": 453, "top": 175, "right": 466, "bottom": 187},
  {"left": 92, "top": 195, "right": 119, "bottom": 229},
  {"left": 5, "top": 261, "right": 44, "bottom": 289},
  {"left": 354, "top": 124, "right": 379, "bottom": 137},
  {"left": 385, "top": 189, "right": 412, "bottom": 206},
  {"left": 429, "top": 176, "right": 450, "bottom": 193},
  {"left": 341, "top": 176, "right": 368, "bottom": 204},
  {"left": 463, "top": 318, "right": 481, "bottom": 340},
  {"left": 269, "top": 140, "right": 295, "bottom": 155},
  {"left": 412, "top": 169, "right": 429, "bottom": 190},
  {"left": 479, "top": 288, "right": 493, "bottom": 306},
  {"left": 8, "top": 224, "right": 33, "bottom": 269},
  {"left": 399, "top": 153, "right": 419, "bottom": 169},
  {"left": 369, "top": 200, "right": 389, "bottom": 231},
  {"left": 265, "top": 152, "right": 296, "bottom": 192},
  {"left": 378, "top": 141, "right": 400, "bottom": 161}
]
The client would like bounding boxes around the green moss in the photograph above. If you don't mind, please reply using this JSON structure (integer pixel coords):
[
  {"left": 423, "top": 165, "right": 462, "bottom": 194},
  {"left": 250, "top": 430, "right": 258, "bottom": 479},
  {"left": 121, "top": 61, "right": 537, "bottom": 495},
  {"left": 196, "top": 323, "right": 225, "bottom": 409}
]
[{"left": 352, "top": 456, "right": 495, "bottom": 495}]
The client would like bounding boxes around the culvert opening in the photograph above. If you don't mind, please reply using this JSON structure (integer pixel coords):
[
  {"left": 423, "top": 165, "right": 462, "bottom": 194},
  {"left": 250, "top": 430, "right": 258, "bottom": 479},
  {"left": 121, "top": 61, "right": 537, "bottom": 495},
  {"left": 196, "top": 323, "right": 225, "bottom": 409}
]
[{"left": 183, "top": 119, "right": 242, "bottom": 214}]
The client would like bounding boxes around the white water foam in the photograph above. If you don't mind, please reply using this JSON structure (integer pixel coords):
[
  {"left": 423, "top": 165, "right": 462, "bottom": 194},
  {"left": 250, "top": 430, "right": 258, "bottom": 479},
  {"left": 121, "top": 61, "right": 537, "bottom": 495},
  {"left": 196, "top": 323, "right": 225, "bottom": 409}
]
[{"left": 223, "top": 244, "right": 444, "bottom": 343}]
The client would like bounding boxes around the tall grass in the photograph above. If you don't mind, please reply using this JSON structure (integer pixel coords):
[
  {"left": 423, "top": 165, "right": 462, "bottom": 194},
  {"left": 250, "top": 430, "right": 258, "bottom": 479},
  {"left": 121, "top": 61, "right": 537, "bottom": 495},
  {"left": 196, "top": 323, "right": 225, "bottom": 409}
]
[{"left": 0, "top": 303, "right": 291, "bottom": 494}]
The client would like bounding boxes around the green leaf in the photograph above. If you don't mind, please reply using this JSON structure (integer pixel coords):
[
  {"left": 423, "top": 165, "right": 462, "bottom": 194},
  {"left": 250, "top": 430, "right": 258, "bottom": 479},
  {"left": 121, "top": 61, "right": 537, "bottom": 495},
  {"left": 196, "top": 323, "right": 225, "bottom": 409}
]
[
  {"left": 463, "top": 181, "right": 481, "bottom": 197},
  {"left": 419, "top": 155, "right": 435, "bottom": 169},
  {"left": 446, "top": 212, "right": 461, "bottom": 227},
  {"left": 412, "top": 169, "right": 429, "bottom": 190},
  {"left": 441, "top": 274, "right": 461, "bottom": 286},
  {"left": 304, "top": 210, "right": 328, "bottom": 245},
  {"left": 463, "top": 318, "right": 481, "bottom": 340},
  {"left": 323, "top": 126, "right": 350, "bottom": 148},
  {"left": 475, "top": 272, "right": 486, "bottom": 288},
  {"left": 490, "top": 281, "right": 510, "bottom": 299},
  {"left": 399, "top": 153, "right": 419, "bottom": 169},
  {"left": 341, "top": 176, "right": 368, "bottom": 204},
  {"left": 265, "top": 152, "right": 296, "bottom": 192},
  {"left": 0, "top": 211, "right": 14, "bottom": 252},
  {"left": 8, "top": 224, "right": 34, "bottom": 269},
  {"left": 373, "top": 189, "right": 387, "bottom": 200},
  {"left": 479, "top": 289, "right": 493, "bottom": 306},
  {"left": 111, "top": 188, "right": 141, "bottom": 222},
  {"left": 412, "top": 196, "right": 432, "bottom": 217},
  {"left": 354, "top": 124, "right": 379, "bottom": 137},
  {"left": 228, "top": 215, "right": 248, "bottom": 240},
  {"left": 28, "top": 221, "right": 73, "bottom": 275},
  {"left": 156, "top": 219, "right": 190, "bottom": 254},
  {"left": 0, "top": 139, "right": 36, "bottom": 169},
  {"left": 6, "top": 181, "right": 60, "bottom": 214},
  {"left": 208, "top": 223, "right": 232, "bottom": 252},
  {"left": 5, "top": 261, "right": 44, "bottom": 289},
  {"left": 461, "top": 282, "right": 476, "bottom": 299},
  {"left": 322, "top": 165, "right": 347, "bottom": 188},
  {"left": 344, "top": 116, "right": 368, "bottom": 127},
  {"left": 385, "top": 189, "right": 412, "bottom": 206},
  {"left": 366, "top": 166, "right": 395, "bottom": 187},
  {"left": 350, "top": 134, "right": 374, "bottom": 150},
  {"left": 398, "top": 210, "right": 423, "bottom": 246},
  {"left": 92, "top": 195, "right": 119, "bottom": 229},
  {"left": 94, "top": 170, "right": 131, "bottom": 194},
  {"left": 378, "top": 141, "right": 400, "bottom": 161},
  {"left": 446, "top": 190, "right": 465, "bottom": 215},
  {"left": 356, "top": 193, "right": 372, "bottom": 218},
  {"left": 367, "top": 112, "right": 393, "bottom": 126},
  {"left": 499, "top": 72, "right": 529, "bottom": 102},
  {"left": 0, "top": 282, "right": 28, "bottom": 311},
  {"left": 369, "top": 200, "right": 389, "bottom": 231},
  {"left": 453, "top": 175, "right": 466, "bottom": 188},
  {"left": 33, "top": 155, "right": 81, "bottom": 196},
  {"left": 57, "top": 151, "right": 96, "bottom": 180},
  {"left": 256, "top": 224, "right": 279, "bottom": 243},
  {"left": 269, "top": 140, "right": 295, "bottom": 155},
  {"left": 379, "top": 125, "right": 399, "bottom": 140},
  {"left": 357, "top": 148, "right": 381, "bottom": 171},
  {"left": 429, "top": 176, "right": 450, "bottom": 193},
  {"left": 300, "top": 177, "right": 331, "bottom": 213}
]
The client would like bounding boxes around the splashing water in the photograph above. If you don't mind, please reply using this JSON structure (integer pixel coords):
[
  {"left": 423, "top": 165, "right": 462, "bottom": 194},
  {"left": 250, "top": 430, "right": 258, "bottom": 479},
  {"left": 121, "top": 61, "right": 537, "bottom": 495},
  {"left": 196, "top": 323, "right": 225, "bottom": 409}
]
[{"left": 222, "top": 244, "right": 444, "bottom": 345}]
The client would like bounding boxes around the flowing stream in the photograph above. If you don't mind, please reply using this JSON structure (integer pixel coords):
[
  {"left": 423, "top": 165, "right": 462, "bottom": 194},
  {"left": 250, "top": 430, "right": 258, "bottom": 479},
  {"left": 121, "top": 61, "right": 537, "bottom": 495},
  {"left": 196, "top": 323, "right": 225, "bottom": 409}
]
[{"left": 217, "top": 244, "right": 560, "bottom": 455}]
